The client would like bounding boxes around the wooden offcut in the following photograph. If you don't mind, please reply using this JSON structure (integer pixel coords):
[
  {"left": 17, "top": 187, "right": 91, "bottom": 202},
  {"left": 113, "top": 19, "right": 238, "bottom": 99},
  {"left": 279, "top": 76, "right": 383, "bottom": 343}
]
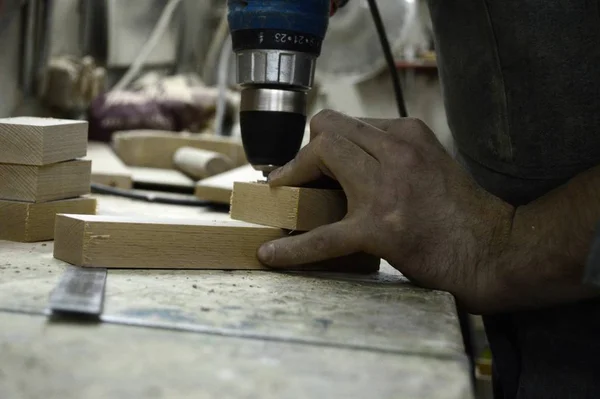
[
  {"left": 130, "top": 167, "right": 195, "bottom": 191},
  {"left": 230, "top": 182, "right": 347, "bottom": 231},
  {"left": 173, "top": 147, "right": 234, "bottom": 180},
  {"left": 112, "top": 130, "right": 247, "bottom": 169},
  {"left": 0, "top": 117, "right": 88, "bottom": 165},
  {"left": 0, "top": 160, "right": 91, "bottom": 202},
  {"left": 0, "top": 197, "right": 96, "bottom": 242},
  {"left": 195, "top": 165, "right": 263, "bottom": 204},
  {"left": 86, "top": 142, "right": 133, "bottom": 189},
  {"left": 53, "top": 214, "right": 379, "bottom": 272}
]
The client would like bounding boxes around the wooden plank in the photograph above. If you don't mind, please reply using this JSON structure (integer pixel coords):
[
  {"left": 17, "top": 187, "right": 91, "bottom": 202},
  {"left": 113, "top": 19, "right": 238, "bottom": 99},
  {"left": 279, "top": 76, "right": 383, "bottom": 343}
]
[
  {"left": 0, "top": 160, "right": 91, "bottom": 202},
  {"left": 0, "top": 117, "right": 88, "bottom": 165},
  {"left": 130, "top": 167, "right": 195, "bottom": 190},
  {"left": 85, "top": 142, "right": 133, "bottom": 189},
  {"left": 53, "top": 214, "right": 380, "bottom": 272},
  {"left": 195, "top": 165, "right": 263, "bottom": 204},
  {"left": 112, "top": 130, "right": 247, "bottom": 169},
  {"left": 230, "top": 182, "right": 347, "bottom": 231},
  {"left": 0, "top": 197, "right": 96, "bottom": 242}
]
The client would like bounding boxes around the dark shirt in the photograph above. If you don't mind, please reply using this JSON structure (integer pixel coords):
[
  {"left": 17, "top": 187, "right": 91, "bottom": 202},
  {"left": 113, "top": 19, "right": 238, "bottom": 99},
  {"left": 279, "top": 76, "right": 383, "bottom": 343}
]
[{"left": 427, "top": 1, "right": 600, "bottom": 397}]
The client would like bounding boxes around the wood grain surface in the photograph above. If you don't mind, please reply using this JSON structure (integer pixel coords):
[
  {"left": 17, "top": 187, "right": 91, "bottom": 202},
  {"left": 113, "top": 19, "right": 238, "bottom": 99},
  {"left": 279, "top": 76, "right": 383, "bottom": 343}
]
[
  {"left": 0, "top": 197, "right": 96, "bottom": 242},
  {"left": 85, "top": 142, "right": 133, "bottom": 189},
  {"left": 194, "top": 165, "right": 263, "bottom": 204},
  {"left": 53, "top": 214, "right": 379, "bottom": 272},
  {"left": 173, "top": 146, "right": 234, "bottom": 180},
  {"left": 0, "top": 160, "right": 91, "bottom": 202},
  {"left": 129, "top": 167, "right": 195, "bottom": 190},
  {"left": 112, "top": 130, "right": 247, "bottom": 169},
  {"left": 0, "top": 117, "right": 88, "bottom": 165},
  {"left": 230, "top": 182, "right": 347, "bottom": 231}
]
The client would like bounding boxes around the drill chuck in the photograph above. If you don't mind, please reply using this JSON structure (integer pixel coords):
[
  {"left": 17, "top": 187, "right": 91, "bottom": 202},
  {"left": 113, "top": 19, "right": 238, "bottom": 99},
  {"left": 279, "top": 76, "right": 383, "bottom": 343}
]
[
  {"left": 240, "top": 88, "right": 307, "bottom": 173},
  {"left": 228, "top": 0, "right": 330, "bottom": 173}
]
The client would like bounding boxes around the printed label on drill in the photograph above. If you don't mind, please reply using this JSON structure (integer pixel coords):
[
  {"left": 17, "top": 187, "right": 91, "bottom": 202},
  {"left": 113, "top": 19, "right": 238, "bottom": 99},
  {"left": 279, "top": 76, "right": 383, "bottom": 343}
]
[{"left": 232, "top": 29, "right": 323, "bottom": 55}]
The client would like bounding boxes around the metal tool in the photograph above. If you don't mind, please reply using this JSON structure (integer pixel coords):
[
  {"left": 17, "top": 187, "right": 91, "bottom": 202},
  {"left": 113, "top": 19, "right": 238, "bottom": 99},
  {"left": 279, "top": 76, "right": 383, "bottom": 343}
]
[
  {"left": 49, "top": 266, "right": 107, "bottom": 317},
  {"left": 227, "top": 0, "right": 348, "bottom": 176}
]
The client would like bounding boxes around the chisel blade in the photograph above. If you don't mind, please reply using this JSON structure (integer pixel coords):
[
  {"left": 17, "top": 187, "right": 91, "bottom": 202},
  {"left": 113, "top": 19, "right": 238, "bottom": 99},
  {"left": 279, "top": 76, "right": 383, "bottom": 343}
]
[{"left": 49, "top": 266, "right": 107, "bottom": 317}]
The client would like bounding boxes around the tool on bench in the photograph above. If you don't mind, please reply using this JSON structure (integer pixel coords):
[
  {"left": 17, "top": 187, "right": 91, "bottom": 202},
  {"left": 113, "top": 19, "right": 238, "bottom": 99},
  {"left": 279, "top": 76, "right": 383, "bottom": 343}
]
[{"left": 49, "top": 266, "right": 107, "bottom": 318}]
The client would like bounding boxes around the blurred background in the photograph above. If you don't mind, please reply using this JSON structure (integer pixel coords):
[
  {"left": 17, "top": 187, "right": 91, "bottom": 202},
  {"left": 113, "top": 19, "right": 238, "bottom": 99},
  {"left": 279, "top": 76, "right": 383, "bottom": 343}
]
[{"left": 0, "top": 0, "right": 452, "bottom": 150}]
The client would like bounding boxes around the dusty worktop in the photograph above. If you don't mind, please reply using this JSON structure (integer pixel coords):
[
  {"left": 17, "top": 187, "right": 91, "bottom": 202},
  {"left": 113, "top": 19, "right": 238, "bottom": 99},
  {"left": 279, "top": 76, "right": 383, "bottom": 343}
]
[{"left": 0, "top": 194, "right": 473, "bottom": 399}]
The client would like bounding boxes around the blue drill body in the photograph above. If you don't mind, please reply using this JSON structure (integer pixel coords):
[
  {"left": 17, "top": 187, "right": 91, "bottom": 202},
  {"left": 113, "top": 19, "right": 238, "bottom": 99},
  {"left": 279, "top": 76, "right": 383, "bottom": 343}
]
[
  {"left": 228, "top": 0, "right": 330, "bottom": 40},
  {"left": 227, "top": 0, "right": 333, "bottom": 173}
]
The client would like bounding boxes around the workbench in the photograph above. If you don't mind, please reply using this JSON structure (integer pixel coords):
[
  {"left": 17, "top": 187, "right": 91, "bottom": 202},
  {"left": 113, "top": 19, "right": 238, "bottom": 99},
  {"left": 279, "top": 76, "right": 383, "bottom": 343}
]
[{"left": 0, "top": 194, "right": 473, "bottom": 399}]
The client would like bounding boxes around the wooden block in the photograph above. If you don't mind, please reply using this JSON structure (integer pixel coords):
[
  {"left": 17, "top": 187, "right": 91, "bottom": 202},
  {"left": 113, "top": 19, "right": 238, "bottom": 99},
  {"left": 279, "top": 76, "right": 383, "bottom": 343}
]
[
  {"left": 112, "top": 130, "right": 247, "bottom": 169},
  {"left": 0, "top": 197, "right": 96, "bottom": 242},
  {"left": 173, "top": 146, "right": 234, "bottom": 180},
  {"left": 231, "top": 182, "right": 347, "bottom": 231},
  {"left": 53, "top": 214, "right": 379, "bottom": 272},
  {"left": 130, "top": 167, "right": 195, "bottom": 190},
  {"left": 0, "top": 117, "right": 88, "bottom": 165},
  {"left": 195, "top": 165, "right": 263, "bottom": 204},
  {"left": 86, "top": 142, "right": 133, "bottom": 189},
  {"left": 0, "top": 160, "right": 91, "bottom": 202}
]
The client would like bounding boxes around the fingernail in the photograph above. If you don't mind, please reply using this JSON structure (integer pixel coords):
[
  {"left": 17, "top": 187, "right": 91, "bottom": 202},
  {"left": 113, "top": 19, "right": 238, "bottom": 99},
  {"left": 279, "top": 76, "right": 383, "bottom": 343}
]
[
  {"left": 267, "top": 168, "right": 282, "bottom": 183},
  {"left": 257, "top": 243, "right": 275, "bottom": 265}
]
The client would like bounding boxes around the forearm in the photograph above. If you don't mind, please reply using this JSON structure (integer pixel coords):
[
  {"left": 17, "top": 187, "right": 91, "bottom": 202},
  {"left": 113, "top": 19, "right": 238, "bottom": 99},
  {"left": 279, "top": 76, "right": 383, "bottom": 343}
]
[{"left": 482, "top": 165, "right": 600, "bottom": 313}]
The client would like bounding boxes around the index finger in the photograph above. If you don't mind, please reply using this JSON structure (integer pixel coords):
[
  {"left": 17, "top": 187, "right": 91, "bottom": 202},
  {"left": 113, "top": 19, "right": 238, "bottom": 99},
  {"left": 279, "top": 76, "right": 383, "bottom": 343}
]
[
  {"left": 309, "top": 116, "right": 394, "bottom": 141},
  {"left": 268, "top": 131, "right": 379, "bottom": 190},
  {"left": 308, "top": 110, "right": 389, "bottom": 158}
]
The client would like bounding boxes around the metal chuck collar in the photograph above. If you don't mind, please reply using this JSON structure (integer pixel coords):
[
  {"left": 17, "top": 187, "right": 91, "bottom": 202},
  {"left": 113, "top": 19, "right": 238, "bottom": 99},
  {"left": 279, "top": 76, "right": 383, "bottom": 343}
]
[
  {"left": 228, "top": 0, "right": 330, "bottom": 174},
  {"left": 239, "top": 87, "right": 307, "bottom": 175}
]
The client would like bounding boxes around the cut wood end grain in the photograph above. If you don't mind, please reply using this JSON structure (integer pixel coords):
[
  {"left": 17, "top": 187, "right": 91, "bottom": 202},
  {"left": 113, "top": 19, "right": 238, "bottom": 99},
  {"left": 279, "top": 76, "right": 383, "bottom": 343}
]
[
  {"left": 0, "top": 197, "right": 96, "bottom": 242},
  {"left": 230, "top": 182, "right": 347, "bottom": 231},
  {"left": 0, "top": 117, "right": 88, "bottom": 165},
  {"left": 0, "top": 159, "right": 91, "bottom": 203},
  {"left": 53, "top": 214, "right": 86, "bottom": 264}
]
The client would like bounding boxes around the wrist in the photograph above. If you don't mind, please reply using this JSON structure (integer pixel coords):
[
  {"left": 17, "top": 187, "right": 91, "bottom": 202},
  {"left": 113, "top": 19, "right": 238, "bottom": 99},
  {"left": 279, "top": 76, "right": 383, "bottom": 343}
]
[{"left": 465, "top": 195, "right": 516, "bottom": 314}]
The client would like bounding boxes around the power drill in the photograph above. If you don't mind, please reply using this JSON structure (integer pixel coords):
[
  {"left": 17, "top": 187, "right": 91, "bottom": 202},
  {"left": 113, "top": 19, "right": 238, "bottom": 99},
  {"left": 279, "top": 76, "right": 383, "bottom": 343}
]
[{"left": 228, "top": 0, "right": 348, "bottom": 176}]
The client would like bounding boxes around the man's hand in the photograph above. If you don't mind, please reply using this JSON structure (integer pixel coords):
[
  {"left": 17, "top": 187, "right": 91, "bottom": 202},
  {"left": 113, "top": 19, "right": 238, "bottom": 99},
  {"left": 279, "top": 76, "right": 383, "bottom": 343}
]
[{"left": 257, "top": 110, "right": 515, "bottom": 311}]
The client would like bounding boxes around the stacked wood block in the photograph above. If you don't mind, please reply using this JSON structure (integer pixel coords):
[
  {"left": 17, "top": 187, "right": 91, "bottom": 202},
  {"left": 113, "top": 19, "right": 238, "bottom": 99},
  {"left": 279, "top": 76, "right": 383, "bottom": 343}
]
[
  {"left": 51, "top": 181, "right": 377, "bottom": 272},
  {"left": 0, "top": 117, "right": 97, "bottom": 242},
  {"left": 229, "top": 181, "right": 379, "bottom": 270}
]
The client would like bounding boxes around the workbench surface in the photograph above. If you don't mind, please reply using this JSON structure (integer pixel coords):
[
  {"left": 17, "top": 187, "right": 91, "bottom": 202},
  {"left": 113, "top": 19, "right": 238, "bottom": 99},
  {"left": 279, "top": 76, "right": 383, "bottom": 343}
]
[{"left": 0, "top": 194, "right": 473, "bottom": 399}]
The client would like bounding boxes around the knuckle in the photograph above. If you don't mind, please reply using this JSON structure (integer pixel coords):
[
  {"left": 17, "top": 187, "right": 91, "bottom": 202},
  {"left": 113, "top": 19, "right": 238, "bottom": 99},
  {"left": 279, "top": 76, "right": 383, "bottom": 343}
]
[
  {"left": 404, "top": 117, "right": 427, "bottom": 129},
  {"left": 389, "top": 117, "right": 425, "bottom": 134},
  {"left": 308, "top": 134, "right": 339, "bottom": 166},
  {"left": 388, "top": 117, "right": 438, "bottom": 147},
  {"left": 397, "top": 144, "right": 422, "bottom": 168},
  {"left": 317, "top": 130, "right": 344, "bottom": 148},
  {"left": 351, "top": 117, "right": 371, "bottom": 132},
  {"left": 313, "top": 109, "right": 338, "bottom": 124},
  {"left": 310, "top": 109, "right": 340, "bottom": 138}
]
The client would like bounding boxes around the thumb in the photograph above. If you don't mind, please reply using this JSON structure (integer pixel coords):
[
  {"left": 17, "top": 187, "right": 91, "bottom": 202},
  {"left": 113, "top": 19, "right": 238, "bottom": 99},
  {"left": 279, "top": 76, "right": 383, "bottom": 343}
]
[{"left": 257, "top": 221, "right": 361, "bottom": 267}]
